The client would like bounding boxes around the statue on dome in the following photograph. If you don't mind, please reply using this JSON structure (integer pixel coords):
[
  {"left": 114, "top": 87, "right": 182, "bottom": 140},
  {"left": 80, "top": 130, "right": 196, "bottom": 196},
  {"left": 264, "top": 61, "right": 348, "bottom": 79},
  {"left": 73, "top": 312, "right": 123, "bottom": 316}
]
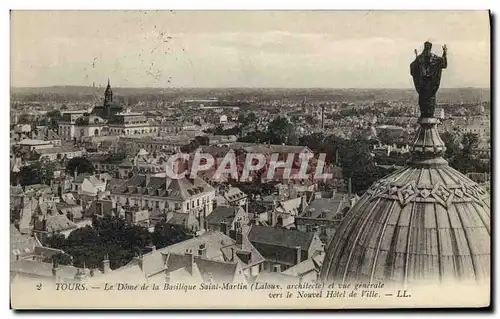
[{"left": 410, "top": 41, "right": 447, "bottom": 118}]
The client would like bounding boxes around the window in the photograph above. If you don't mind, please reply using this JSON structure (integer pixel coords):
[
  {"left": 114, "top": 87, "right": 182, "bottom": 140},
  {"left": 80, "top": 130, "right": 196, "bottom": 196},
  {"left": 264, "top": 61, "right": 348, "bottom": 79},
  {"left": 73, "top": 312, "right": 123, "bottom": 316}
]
[
  {"left": 145, "top": 200, "right": 149, "bottom": 207},
  {"left": 197, "top": 199, "right": 200, "bottom": 207},
  {"left": 187, "top": 202, "right": 190, "bottom": 210}
]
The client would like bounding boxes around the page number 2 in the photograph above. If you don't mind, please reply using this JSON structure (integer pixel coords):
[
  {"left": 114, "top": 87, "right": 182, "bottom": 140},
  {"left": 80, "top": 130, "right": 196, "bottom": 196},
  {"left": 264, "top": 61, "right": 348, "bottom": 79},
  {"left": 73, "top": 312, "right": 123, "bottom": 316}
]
[{"left": 36, "top": 283, "right": 42, "bottom": 290}]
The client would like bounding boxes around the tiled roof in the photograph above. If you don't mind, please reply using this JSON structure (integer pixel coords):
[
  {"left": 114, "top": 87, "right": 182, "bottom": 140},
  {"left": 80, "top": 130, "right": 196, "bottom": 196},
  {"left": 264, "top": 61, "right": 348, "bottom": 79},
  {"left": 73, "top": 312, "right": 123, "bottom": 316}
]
[
  {"left": 167, "top": 213, "right": 189, "bottom": 226},
  {"left": 10, "top": 224, "right": 39, "bottom": 262},
  {"left": 113, "top": 175, "right": 213, "bottom": 201},
  {"left": 10, "top": 259, "right": 80, "bottom": 280},
  {"left": 125, "top": 232, "right": 235, "bottom": 277},
  {"left": 248, "top": 225, "right": 315, "bottom": 249},
  {"left": 206, "top": 206, "right": 239, "bottom": 226},
  {"left": 46, "top": 214, "right": 77, "bottom": 233},
  {"left": 282, "top": 258, "right": 318, "bottom": 276},
  {"left": 299, "top": 196, "right": 349, "bottom": 220}
]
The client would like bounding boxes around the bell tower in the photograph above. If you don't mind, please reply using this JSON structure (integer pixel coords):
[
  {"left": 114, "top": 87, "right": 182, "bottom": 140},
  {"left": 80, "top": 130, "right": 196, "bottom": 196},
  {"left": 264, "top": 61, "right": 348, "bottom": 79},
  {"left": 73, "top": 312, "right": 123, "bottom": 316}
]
[{"left": 104, "top": 78, "right": 113, "bottom": 106}]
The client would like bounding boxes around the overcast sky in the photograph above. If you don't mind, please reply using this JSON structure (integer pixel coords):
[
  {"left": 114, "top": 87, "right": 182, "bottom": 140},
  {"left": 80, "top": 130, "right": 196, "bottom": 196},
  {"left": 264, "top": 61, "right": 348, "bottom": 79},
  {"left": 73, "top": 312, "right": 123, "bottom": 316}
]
[{"left": 11, "top": 11, "right": 490, "bottom": 88}]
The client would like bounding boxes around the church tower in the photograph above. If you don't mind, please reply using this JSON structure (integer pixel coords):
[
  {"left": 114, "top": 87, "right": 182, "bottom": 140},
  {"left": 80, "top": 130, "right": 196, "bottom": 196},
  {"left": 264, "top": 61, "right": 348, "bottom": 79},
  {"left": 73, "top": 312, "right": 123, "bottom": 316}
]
[{"left": 104, "top": 79, "right": 113, "bottom": 106}]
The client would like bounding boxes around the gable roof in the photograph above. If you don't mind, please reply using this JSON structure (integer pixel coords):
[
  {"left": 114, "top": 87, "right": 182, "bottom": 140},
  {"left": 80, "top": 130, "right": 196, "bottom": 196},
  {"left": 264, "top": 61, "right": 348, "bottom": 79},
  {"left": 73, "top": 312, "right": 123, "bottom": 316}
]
[
  {"left": 248, "top": 225, "right": 315, "bottom": 249},
  {"left": 206, "top": 206, "right": 240, "bottom": 226},
  {"left": 113, "top": 174, "right": 214, "bottom": 200}
]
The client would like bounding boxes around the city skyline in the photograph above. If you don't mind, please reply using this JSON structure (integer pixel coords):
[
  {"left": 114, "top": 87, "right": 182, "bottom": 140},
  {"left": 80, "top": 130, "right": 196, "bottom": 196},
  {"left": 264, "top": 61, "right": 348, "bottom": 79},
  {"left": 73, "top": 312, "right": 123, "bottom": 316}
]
[{"left": 11, "top": 11, "right": 490, "bottom": 89}]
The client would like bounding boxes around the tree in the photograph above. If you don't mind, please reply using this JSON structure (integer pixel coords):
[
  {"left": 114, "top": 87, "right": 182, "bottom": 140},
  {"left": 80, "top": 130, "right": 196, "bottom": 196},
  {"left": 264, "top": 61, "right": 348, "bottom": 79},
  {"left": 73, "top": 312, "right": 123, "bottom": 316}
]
[
  {"left": 266, "top": 117, "right": 293, "bottom": 145},
  {"left": 43, "top": 216, "right": 154, "bottom": 270},
  {"left": 105, "top": 151, "right": 127, "bottom": 163},
  {"left": 66, "top": 157, "right": 95, "bottom": 175},
  {"left": 42, "top": 233, "right": 66, "bottom": 250},
  {"left": 152, "top": 223, "right": 192, "bottom": 250},
  {"left": 194, "top": 135, "right": 210, "bottom": 146},
  {"left": 17, "top": 160, "right": 56, "bottom": 186},
  {"left": 440, "top": 131, "right": 460, "bottom": 161},
  {"left": 461, "top": 133, "right": 479, "bottom": 155}
]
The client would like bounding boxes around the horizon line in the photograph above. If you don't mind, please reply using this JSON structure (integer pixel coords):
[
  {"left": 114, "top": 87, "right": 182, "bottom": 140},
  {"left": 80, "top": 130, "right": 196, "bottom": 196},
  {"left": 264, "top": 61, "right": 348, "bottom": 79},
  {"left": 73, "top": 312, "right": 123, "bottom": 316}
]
[{"left": 11, "top": 85, "right": 491, "bottom": 90}]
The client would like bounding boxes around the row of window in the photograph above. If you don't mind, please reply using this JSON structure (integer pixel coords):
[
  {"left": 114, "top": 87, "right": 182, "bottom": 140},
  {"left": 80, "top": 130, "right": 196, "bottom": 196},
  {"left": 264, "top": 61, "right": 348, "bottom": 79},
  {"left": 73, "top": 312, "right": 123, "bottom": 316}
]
[{"left": 185, "top": 195, "right": 210, "bottom": 211}]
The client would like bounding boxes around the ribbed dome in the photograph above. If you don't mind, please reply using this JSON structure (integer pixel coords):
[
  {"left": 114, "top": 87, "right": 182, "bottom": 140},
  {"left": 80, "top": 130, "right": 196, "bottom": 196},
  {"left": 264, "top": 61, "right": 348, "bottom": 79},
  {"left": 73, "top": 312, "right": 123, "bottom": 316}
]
[{"left": 320, "top": 163, "right": 490, "bottom": 285}]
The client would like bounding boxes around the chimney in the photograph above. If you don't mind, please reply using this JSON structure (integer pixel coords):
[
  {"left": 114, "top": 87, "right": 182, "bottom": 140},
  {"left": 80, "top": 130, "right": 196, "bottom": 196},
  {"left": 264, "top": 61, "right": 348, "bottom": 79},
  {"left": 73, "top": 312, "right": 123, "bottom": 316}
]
[
  {"left": 294, "top": 246, "right": 302, "bottom": 265},
  {"left": 300, "top": 194, "right": 307, "bottom": 214},
  {"left": 145, "top": 173, "right": 151, "bottom": 186},
  {"left": 134, "top": 254, "right": 143, "bottom": 271},
  {"left": 147, "top": 245, "right": 156, "bottom": 253},
  {"left": 184, "top": 249, "right": 195, "bottom": 275},
  {"left": 236, "top": 251, "right": 252, "bottom": 264},
  {"left": 52, "top": 259, "right": 59, "bottom": 277},
  {"left": 74, "top": 168, "right": 78, "bottom": 180},
  {"left": 207, "top": 272, "right": 214, "bottom": 283},
  {"left": 101, "top": 254, "right": 111, "bottom": 274},
  {"left": 272, "top": 264, "right": 281, "bottom": 273},
  {"left": 271, "top": 205, "right": 277, "bottom": 227},
  {"left": 219, "top": 221, "right": 228, "bottom": 235},
  {"left": 236, "top": 228, "right": 243, "bottom": 248},
  {"left": 96, "top": 201, "right": 103, "bottom": 216},
  {"left": 348, "top": 177, "right": 352, "bottom": 198},
  {"left": 198, "top": 243, "right": 207, "bottom": 258},
  {"left": 253, "top": 217, "right": 259, "bottom": 226},
  {"left": 229, "top": 228, "right": 236, "bottom": 240}
]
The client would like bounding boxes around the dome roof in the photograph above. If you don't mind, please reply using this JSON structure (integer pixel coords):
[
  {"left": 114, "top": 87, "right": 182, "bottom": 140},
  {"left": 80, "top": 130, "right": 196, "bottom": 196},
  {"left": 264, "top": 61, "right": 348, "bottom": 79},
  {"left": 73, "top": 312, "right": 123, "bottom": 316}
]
[
  {"left": 75, "top": 115, "right": 106, "bottom": 126},
  {"left": 320, "top": 119, "right": 491, "bottom": 285}
]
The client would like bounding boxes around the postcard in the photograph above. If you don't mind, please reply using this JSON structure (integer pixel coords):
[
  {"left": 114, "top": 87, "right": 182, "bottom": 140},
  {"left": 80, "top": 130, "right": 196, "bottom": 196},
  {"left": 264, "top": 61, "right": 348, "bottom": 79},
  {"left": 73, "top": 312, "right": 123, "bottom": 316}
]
[{"left": 10, "top": 10, "right": 491, "bottom": 309}]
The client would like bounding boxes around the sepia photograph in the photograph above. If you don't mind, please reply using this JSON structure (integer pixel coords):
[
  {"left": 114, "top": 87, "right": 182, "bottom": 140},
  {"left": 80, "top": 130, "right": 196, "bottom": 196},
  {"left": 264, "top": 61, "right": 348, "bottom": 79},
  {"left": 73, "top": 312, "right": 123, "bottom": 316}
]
[{"left": 9, "top": 9, "right": 491, "bottom": 309}]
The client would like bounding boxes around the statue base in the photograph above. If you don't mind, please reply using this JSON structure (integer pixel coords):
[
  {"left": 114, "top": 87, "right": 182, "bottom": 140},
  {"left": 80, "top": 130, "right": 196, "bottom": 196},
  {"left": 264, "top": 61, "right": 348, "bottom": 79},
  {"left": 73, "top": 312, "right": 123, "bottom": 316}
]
[{"left": 410, "top": 117, "right": 448, "bottom": 168}]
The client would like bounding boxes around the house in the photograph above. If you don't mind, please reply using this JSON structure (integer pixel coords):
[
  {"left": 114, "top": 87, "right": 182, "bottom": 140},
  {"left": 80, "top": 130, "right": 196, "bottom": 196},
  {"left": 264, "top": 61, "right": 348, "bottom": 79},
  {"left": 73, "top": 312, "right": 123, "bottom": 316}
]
[
  {"left": 56, "top": 202, "right": 84, "bottom": 222},
  {"left": 273, "top": 195, "right": 308, "bottom": 228},
  {"left": 295, "top": 192, "right": 354, "bottom": 244},
  {"left": 71, "top": 173, "right": 107, "bottom": 196},
  {"left": 85, "top": 199, "right": 115, "bottom": 218},
  {"left": 11, "top": 258, "right": 98, "bottom": 284},
  {"left": 110, "top": 174, "right": 215, "bottom": 216},
  {"left": 165, "top": 210, "right": 200, "bottom": 232},
  {"left": 220, "top": 223, "right": 266, "bottom": 279},
  {"left": 33, "top": 213, "right": 78, "bottom": 238},
  {"left": 124, "top": 207, "right": 150, "bottom": 228},
  {"left": 89, "top": 231, "right": 261, "bottom": 285},
  {"left": 247, "top": 225, "right": 324, "bottom": 273},
  {"left": 16, "top": 139, "right": 54, "bottom": 152},
  {"left": 35, "top": 146, "right": 84, "bottom": 161},
  {"left": 247, "top": 201, "right": 274, "bottom": 227},
  {"left": 10, "top": 224, "right": 40, "bottom": 263},
  {"left": 216, "top": 186, "right": 248, "bottom": 208},
  {"left": 282, "top": 252, "right": 325, "bottom": 283},
  {"left": 205, "top": 206, "right": 248, "bottom": 232}
]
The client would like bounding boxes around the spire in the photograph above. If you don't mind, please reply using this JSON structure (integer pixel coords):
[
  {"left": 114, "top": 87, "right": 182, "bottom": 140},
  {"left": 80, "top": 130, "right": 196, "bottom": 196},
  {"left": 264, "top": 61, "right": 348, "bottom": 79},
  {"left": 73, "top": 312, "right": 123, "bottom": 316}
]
[{"left": 104, "top": 78, "right": 113, "bottom": 106}]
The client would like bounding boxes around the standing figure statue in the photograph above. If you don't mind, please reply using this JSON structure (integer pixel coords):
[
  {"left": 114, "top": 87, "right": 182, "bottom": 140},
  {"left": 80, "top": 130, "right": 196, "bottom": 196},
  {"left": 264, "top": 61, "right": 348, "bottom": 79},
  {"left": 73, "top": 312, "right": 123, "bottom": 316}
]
[{"left": 410, "top": 41, "right": 447, "bottom": 118}]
